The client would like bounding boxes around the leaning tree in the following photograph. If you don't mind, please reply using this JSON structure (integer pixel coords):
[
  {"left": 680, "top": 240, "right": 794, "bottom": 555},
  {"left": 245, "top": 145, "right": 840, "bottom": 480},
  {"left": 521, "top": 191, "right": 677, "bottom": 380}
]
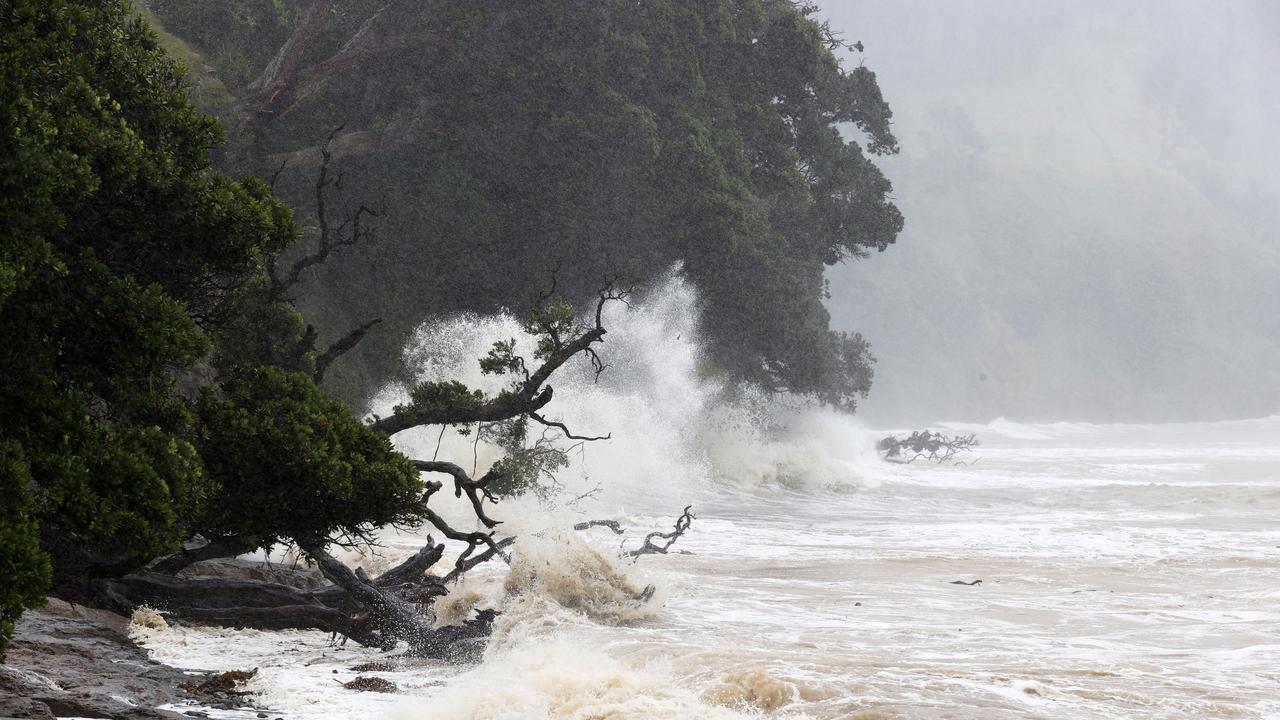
[
  {"left": 139, "top": 0, "right": 905, "bottom": 412},
  {"left": 0, "top": 0, "right": 690, "bottom": 661}
]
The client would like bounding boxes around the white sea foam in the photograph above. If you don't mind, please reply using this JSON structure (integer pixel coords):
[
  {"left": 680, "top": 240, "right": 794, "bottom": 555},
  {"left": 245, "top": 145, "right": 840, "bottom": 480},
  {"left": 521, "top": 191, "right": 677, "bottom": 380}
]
[{"left": 132, "top": 274, "right": 1280, "bottom": 719}]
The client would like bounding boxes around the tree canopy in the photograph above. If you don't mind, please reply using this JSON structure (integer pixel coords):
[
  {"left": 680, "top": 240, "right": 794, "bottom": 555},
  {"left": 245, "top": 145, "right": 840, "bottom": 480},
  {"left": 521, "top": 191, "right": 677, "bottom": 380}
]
[
  {"left": 143, "top": 0, "right": 904, "bottom": 409},
  {"left": 0, "top": 0, "right": 904, "bottom": 661},
  {"left": 0, "top": 0, "right": 407, "bottom": 656}
]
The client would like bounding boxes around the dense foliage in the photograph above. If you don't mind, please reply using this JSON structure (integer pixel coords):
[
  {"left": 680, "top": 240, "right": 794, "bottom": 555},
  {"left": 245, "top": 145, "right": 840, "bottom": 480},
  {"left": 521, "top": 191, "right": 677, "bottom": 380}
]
[
  {"left": 0, "top": 0, "right": 415, "bottom": 656},
  {"left": 194, "top": 366, "right": 422, "bottom": 550},
  {"left": 0, "top": 442, "right": 51, "bottom": 662},
  {"left": 0, "top": 0, "right": 905, "bottom": 659},
  {"left": 143, "top": 0, "right": 903, "bottom": 409}
]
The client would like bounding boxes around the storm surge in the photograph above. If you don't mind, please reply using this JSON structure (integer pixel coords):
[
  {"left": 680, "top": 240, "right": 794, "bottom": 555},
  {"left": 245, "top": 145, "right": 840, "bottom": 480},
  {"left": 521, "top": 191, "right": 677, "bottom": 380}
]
[{"left": 131, "top": 276, "right": 1280, "bottom": 719}]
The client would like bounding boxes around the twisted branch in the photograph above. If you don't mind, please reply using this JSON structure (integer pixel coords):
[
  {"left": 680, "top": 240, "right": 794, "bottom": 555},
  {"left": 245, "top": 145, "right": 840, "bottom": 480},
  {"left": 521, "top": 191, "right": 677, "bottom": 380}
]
[
  {"left": 628, "top": 507, "right": 695, "bottom": 557},
  {"left": 269, "top": 126, "right": 379, "bottom": 300},
  {"left": 413, "top": 460, "right": 502, "bottom": 529}
]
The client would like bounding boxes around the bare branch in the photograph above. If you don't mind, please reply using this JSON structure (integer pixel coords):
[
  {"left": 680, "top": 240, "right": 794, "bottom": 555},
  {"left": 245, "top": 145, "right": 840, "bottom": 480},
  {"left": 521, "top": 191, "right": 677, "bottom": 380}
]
[
  {"left": 314, "top": 318, "right": 382, "bottom": 383},
  {"left": 268, "top": 158, "right": 289, "bottom": 191},
  {"left": 297, "top": 540, "right": 488, "bottom": 659},
  {"left": 572, "top": 519, "right": 624, "bottom": 534},
  {"left": 441, "top": 537, "right": 516, "bottom": 585},
  {"left": 412, "top": 460, "right": 502, "bottom": 529},
  {"left": 418, "top": 479, "right": 511, "bottom": 574},
  {"left": 270, "top": 126, "right": 380, "bottom": 300},
  {"left": 628, "top": 506, "right": 695, "bottom": 557},
  {"left": 529, "top": 411, "right": 610, "bottom": 442}
]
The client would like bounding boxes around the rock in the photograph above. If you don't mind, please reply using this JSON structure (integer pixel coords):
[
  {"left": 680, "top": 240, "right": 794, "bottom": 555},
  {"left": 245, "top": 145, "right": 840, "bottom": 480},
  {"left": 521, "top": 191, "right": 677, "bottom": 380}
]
[
  {"left": 2, "top": 599, "right": 194, "bottom": 720},
  {"left": 348, "top": 662, "right": 397, "bottom": 673},
  {"left": 341, "top": 676, "right": 398, "bottom": 693}
]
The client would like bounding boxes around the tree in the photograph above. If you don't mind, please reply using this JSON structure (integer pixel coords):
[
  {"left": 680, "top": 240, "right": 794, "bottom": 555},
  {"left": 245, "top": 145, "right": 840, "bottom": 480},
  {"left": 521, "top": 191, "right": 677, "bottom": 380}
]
[
  {"left": 143, "top": 0, "right": 904, "bottom": 410},
  {"left": 0, "top": 0, "right": 296, "bottom": 653},
  {"left": 1, "top": 0, "right": 691, "bottom": 661}
]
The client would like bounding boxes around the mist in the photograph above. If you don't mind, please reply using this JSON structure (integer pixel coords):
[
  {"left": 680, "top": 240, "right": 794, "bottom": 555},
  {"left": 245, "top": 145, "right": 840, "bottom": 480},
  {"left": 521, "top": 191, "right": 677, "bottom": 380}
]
[{"left": 821, "top": 0, "right": 1280, "bottom": 425}]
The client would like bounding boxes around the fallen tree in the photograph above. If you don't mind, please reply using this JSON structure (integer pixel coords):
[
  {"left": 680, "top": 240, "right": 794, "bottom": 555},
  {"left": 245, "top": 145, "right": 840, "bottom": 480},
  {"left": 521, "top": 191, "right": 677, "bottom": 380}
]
[{"left": 877, "top": 430, "right": 980, "bottom": 464}]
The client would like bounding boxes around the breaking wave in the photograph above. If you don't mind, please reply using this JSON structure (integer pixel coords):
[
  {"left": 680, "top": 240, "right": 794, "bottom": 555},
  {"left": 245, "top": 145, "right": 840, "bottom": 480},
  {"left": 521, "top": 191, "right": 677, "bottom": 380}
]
[
  {"left": 127, "top": 270, "right": 1280, "bottom": 719},
  {"left": 369, "top": 269, "right": 887, "bottom": 514},
  {"left": 391, "top": 641, "right": 756, "bottom": 720}
]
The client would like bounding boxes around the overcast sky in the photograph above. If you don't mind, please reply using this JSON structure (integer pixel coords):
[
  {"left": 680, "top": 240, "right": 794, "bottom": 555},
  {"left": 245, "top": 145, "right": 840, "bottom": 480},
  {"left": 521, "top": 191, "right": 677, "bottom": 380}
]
[{"left": 820, "top": 0, "right": 1280, "bottom": 425}]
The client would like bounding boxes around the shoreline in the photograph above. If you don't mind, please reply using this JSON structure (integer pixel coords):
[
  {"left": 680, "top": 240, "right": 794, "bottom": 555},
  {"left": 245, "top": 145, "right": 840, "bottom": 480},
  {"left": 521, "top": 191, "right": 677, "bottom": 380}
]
[{"left": 2, "top": 599, "right": 229, "bottom": 720}]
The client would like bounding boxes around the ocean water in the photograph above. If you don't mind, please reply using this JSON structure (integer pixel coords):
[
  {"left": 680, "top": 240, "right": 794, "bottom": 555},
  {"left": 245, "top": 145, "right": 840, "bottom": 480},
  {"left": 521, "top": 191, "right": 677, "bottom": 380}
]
[{"left": 132, "top": 277, "right": 1280, "bottom": 719}]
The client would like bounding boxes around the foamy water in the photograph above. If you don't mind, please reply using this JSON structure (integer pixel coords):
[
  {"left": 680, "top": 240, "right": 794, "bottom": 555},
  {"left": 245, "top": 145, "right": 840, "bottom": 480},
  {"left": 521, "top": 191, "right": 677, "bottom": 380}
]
[{"left": 133, "top": 277, "right": 1280, "bottom": 719}]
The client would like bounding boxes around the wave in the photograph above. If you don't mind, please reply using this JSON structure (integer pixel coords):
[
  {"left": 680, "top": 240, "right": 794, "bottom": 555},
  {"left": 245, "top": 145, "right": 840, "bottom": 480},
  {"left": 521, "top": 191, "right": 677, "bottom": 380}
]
[
  {"left": 938, "top": 413, "right": 1280, "bottom": 445},
  {"left": 369, "top": 270, "right": 889, "bottom": 515},
  {"left": 390, "top": 639, "right": 761, "bottom": 720}
]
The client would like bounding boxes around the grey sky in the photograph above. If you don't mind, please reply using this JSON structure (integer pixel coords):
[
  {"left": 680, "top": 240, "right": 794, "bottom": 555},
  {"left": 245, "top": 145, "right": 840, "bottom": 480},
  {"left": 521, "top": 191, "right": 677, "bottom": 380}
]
[{"left": 821, "top": 0, "right": 1280, "bottom": 424}]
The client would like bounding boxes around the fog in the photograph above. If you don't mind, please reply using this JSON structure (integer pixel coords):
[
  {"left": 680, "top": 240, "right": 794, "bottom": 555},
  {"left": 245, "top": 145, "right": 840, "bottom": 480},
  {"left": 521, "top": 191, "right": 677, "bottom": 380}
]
[{"left": 821, "top": 0, "right": 1280, "bottom": 425}]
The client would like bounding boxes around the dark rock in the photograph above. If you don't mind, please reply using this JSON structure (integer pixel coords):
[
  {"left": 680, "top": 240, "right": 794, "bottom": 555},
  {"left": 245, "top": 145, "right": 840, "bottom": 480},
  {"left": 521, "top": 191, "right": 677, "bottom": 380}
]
[
  {"left": 3, "top": 599, "right": 194, "bottom": 720},
  {"left": 341, "top": 676, "right": 398, "bottom": 693}
]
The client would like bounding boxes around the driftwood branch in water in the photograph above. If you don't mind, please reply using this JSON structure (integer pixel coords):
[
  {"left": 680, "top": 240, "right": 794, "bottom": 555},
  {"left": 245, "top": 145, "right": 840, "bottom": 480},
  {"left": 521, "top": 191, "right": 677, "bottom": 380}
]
[
  {"left": 572, "top": 519, "right": 625, "bottom": 534},
  {"left": 297, "top": 541, "right": 433, "bottom": 654},
  {"left": 298, "top": 541, "right": 491, "bottom": 659},
  {"left": 375, "top": 537, "right": 445, "bottom": 589},
  {"left": 628, "top": 507, "right": 695, "bottom": 557},
  {"left": 877, "top": 430, "right": 979, "bottom": 464}
]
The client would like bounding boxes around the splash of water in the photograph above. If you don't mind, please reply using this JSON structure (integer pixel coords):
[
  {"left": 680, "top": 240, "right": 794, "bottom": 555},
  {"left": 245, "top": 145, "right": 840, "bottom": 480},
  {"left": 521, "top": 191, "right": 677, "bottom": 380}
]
[
  {"left": 125, "top": 276, "right": 1280, "bottom": 718},
  {"left": 501, "top": 529, "right": 658, "bottom": 624},
  {"left": 370, "top": 269, "right": 886, "bottom": 517}
]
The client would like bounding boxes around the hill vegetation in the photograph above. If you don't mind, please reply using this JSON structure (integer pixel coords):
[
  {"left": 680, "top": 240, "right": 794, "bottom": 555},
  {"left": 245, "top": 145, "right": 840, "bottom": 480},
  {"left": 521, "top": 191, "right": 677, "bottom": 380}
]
[
  {"left": 140, "top": 0, "right": 904, "bottom": 409},
  {"left": 0, "top": 0, "right": 901, "bottom": 659}
]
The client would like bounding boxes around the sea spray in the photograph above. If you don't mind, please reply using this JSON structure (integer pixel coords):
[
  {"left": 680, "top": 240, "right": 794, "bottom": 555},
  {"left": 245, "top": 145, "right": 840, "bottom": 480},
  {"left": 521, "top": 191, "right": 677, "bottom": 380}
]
[
  {"left": 704, "top": 667, "right": 799, "bottom": 712},
  {"left": 389, "top": 640, "right": 759, "bottom": 720},
  {"left": 124, "top": 321, "right": 1280, "bottom": 720},
  {"left": 501, "top": 528, "right": 660, "bottom": 624},
  {"left": 372, "top": 271, "right": 888, "bottom": 517},
  {"left": 129, "top": 606, "right": 169, "bottom": 631},
  {"left": 150, "top": 275, "right": 1280, "bottom": 719}
]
